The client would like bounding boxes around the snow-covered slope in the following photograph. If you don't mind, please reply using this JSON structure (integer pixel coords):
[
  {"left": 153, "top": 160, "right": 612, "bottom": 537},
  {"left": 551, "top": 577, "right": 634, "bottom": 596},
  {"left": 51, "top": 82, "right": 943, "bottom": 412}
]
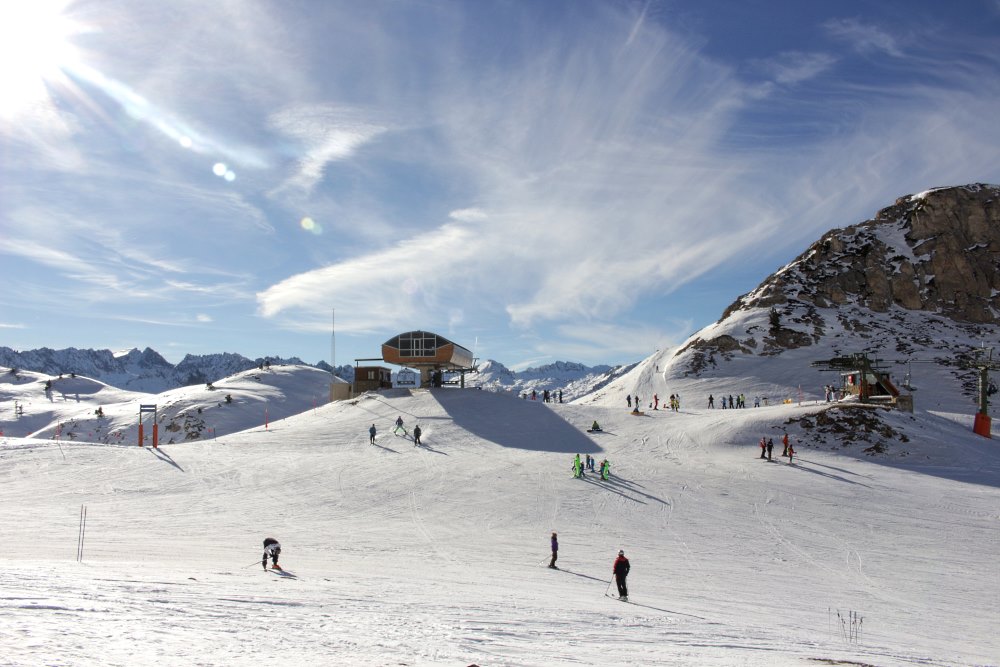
[
  {"left": 1, "top": 387, "right": 997, "bottom": 666},
  {"left": 580, "top": 185, "right": 999, "bottom": 436},
  {"left": 0, "top": 364, "right": 333, "bottom": 443},
  {"left": 0, "top": 346, "right": 330, "bottom": 393}
]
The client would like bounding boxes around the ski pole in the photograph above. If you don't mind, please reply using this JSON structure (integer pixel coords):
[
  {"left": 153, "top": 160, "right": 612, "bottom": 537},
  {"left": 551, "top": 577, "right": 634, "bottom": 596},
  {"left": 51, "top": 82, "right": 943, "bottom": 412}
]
[
  {"left": 244, "top": 560, "right": 264, "bottom": 569},
  {"left": 605, "top": 577, "right": 614, "bottom": 596}
]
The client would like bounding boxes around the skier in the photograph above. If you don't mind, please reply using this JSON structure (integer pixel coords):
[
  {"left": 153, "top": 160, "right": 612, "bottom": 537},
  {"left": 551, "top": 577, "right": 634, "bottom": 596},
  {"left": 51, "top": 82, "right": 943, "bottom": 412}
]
[
  {"left": 262, "top": 537, "right": 281, "bottom": 570},
  {"left": 708, "top": 394, "right": 714, "bottom": 409},
  {"left": 573, "top": 454, "right": 583, "bottom": 478},
  {"left": 766, "top": 438, "right": 774, "bottom": 461},
  {"left": 413, "top": 424, "right": 422, "bottom": 446},
  {"left": 549, "top": 532, "right": 559, "bottom": 569},
  {"left": 781, "top": 433, "right": 789, "bottom": 457},
  {"left": 653, "top": 394, "right": 659, "bottom": 410},
  {"left": 613, "top": 549, "right": 630, "bottom": 601},
  {"left": 787, "top": 442, "right": 796, "bottom": 463},
  {"left": 627, "top": 394, "right": 632, "bottom": 408},
  {"left": 369, "top": 424, "right": 376, "bottom": 444},
  {"left": 393, "top": 416, "right": 406, "bottom": 436},
  {"left": 759, "top": 437, "right": 767, "bottom": 459},
  {"left": 600, "top": 459, "right": 611, "bottom": 480}
]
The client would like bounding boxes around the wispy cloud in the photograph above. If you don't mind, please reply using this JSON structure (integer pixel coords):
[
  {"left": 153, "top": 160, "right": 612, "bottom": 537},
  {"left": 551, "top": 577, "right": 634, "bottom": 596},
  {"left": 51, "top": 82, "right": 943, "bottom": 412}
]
[
  {"left": 269, "top": 105, "right": 387, "bottom": 196},
  {"left": 824, "top": 18, "right": 904, "bottom": 57},
  {"left": 756, "top": 51, "right": 837, "bottom": 85}
]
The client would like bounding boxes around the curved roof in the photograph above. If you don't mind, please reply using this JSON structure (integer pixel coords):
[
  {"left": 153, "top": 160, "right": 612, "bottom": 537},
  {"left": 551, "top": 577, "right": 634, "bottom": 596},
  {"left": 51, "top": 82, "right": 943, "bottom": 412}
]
[{"left": 382, "top": 330, "right": 474, "bottom": 369}]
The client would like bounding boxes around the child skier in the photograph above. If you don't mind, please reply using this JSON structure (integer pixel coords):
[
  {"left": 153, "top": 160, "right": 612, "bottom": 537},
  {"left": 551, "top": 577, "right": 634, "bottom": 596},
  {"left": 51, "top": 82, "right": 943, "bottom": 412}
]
[
  {"left": 262, "top": 537, "right": 281, "bottom": 570},
  {"left": 549, "top": 532, "right": 559, "bottom": 569}
]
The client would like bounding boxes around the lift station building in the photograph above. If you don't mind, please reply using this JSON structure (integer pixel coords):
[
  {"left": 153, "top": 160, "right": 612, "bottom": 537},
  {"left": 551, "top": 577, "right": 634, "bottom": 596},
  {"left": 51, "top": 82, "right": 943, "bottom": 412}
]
[{"left": 380, "top": 330, "right": 476, "bottom": 388}]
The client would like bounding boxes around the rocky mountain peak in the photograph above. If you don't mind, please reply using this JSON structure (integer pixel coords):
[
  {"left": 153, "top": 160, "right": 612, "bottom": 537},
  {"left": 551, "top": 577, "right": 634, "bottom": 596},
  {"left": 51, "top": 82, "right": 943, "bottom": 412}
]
[
  {"left": 674, "top": 183, "right": 999, "bottom": 381},
  {"left": 726, "top": 183, "right": 999, "bottom": 325}
]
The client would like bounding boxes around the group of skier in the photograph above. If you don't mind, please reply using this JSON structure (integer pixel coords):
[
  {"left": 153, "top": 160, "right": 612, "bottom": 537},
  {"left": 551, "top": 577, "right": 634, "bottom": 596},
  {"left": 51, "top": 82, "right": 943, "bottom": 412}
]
[
  {"left": 369, "top": 417, "right": 422, "bottom": 446},
  {"left": 548, "top": 532, "right": 631, "bottom": 601},
  {"left": 708, "top": 393, "right": 763, "bottom": 409},
  {"left": 758, "top": 433, "right": 794, "bottom": 462},
  {"left": 573, "top": 453, "right": 610, "bottom": 480}
]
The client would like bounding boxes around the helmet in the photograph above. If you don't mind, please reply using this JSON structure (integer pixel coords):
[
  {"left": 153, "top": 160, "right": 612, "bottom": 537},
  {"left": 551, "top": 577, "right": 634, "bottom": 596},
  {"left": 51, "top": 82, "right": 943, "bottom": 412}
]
[{"left": 618, "top": 550, "right": 624, "bottom": 555}]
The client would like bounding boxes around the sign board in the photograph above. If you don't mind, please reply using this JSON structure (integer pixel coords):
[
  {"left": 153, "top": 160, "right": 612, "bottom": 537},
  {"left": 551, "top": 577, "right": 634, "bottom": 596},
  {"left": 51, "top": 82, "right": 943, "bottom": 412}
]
[{"left": 396, "top": 369, "right": 417, "bottom": 387}]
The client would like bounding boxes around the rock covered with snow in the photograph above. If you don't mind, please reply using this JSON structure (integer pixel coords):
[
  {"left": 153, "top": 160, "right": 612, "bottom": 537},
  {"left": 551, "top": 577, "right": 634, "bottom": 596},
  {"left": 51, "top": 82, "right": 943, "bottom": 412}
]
[{"left": 673, "top": 184, "right": 999, "bottom": 385}]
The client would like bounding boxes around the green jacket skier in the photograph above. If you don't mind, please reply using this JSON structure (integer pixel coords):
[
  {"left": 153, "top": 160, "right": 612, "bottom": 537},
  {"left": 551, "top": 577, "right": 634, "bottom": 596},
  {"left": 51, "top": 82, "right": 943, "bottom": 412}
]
[{"left": 573, "top": 454, "right": 582, "bottom": 478}]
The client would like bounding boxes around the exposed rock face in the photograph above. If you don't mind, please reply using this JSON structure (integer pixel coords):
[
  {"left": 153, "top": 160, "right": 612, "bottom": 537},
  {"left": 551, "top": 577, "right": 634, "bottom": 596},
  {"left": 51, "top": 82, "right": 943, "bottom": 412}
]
[
  {"left": 675, "top": 183, "right": 999, "bottom": 382},
  {"left": 729, "top": 183, "right": 1000, "bottom": 323}
]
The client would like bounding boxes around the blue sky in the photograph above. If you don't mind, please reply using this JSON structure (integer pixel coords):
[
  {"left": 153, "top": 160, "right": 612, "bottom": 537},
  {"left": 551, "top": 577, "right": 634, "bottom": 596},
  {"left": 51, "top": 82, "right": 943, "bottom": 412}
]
[{"left": 1, "top": 0, "right": 998, "bottom": 369}]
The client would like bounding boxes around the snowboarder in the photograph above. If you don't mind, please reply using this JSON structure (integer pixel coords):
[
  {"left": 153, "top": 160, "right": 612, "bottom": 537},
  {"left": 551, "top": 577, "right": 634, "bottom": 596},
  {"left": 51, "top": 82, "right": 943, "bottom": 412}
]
[
  {"left": 590, "top": 420, "right": 602, "bottom": 432},
  {"left": 759, "top": 437, "right": 767, "bottom": 459},
  {"left": 766, "top": 438, "right": 774, "bottom": 461},
  {"left": 613, "top": 549, "right": 630, "bottom": 601},
  {"left": 262, "top": 537, "right": 281, "bottom": 570},
  {"left": 781, "top": 433, "right": 789, "bottom": 457},
  {"left": 549, "top": 532, "right": 559, "bottom": 569},
  {"left": 413, "top": 425, "right": 422, "bottom": 446},
  {"left": 369, "top": 424, "right": 377, "bottom": 444}
]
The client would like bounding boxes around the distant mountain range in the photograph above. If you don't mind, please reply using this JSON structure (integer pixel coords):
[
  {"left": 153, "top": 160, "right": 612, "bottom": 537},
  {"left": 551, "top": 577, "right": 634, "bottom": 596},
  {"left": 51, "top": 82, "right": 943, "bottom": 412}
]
[{"left": 0, "top": 346, "right": 622, "bottom": 400}]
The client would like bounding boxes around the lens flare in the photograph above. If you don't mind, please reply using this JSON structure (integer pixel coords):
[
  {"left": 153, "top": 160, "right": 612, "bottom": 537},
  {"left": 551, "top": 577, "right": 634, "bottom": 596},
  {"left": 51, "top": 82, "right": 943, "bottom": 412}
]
[
  {"left": 300, "top": 217, "right": 322, "bottom": 234},
  {"left": 213, "top": 162, "right": 227, "bottom": 176}
]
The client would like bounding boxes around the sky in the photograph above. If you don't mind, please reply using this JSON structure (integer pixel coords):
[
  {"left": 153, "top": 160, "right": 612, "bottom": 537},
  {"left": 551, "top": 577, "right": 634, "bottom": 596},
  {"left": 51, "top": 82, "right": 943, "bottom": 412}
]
[{"left": 1, "top": 0, "right": 999, "bottom": 370}]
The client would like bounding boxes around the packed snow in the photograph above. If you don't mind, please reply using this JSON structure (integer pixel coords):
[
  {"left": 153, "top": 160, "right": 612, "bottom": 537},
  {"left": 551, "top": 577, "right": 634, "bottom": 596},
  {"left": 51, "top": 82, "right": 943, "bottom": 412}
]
[{"left": 1, "top": 360, "right": 998, "bottom": 666}]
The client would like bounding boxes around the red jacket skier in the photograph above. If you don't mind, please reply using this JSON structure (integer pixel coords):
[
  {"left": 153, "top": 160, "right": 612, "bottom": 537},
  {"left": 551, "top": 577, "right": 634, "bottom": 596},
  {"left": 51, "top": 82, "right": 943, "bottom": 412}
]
[{"left": 613, "top": 550, "right": 630, "bottom": 601}]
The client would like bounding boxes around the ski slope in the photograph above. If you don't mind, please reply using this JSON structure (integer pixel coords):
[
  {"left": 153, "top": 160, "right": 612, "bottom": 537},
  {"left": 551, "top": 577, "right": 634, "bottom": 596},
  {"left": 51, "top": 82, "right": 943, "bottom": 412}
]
[{"left": 1, "top": 387, "right": 997, "bottom": 666}]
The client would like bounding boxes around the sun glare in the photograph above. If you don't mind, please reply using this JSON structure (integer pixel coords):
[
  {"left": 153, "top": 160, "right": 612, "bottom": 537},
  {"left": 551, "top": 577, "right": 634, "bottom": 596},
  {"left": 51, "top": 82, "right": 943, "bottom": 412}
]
[{"left": 0, "top": 0, "right": 82, "bottom": 118}]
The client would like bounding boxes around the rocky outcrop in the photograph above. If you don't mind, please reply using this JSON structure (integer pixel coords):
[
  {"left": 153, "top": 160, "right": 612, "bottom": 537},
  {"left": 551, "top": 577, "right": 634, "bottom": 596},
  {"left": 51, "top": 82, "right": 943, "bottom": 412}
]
[
  {"left": 732, "top": 183, "right": 999, "bottom": 323},
  {"left": 675, "top": 183, "right": 999, "bottom": 378}
]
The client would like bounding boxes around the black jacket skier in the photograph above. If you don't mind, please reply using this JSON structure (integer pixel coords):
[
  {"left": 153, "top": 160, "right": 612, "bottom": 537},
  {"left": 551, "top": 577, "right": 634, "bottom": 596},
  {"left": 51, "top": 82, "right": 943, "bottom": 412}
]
[
  {"left": 262, "top": 537, "right": 281, "bottom": 570},
  {"left": 613, "top": 550, "right": 630, "bottom": 600}
]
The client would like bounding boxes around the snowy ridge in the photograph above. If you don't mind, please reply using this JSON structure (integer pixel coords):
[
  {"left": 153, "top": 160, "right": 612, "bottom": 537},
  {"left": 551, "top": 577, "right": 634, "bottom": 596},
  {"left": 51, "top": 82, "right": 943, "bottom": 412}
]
[
  {"left": 0, "top": 346, "right": 337, "bottom": 393},
  {"left": 0, "top": 364, "right": 333, "bottom": 443}
]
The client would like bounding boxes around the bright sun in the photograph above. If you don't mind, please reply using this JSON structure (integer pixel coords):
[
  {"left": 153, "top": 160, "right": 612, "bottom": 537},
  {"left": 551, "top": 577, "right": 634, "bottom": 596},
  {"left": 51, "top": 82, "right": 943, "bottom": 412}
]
[{"left": 0, "top": 0, "right": 83, "bottom": 118}]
